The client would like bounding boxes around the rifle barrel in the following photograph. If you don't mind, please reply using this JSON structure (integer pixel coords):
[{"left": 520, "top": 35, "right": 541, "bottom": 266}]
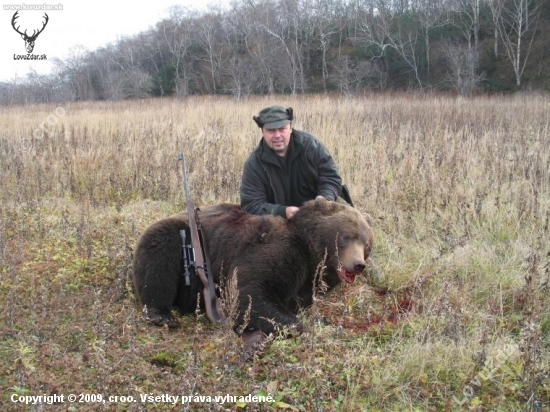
[
  {"left": 178, "top": 153, "right": 222, "bottom": 323},
  {"left": 178, "top": 153, "right": 191, "bottom": 203}
]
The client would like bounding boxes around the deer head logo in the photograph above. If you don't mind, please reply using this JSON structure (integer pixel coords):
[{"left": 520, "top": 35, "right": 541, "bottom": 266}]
[{"left": 11, "top": 11, "right": 49, "bottom": 54}]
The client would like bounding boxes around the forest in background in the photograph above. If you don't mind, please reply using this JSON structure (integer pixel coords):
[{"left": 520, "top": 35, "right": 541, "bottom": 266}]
[{"left": 2, "top": 0, "right": 550, "bottom": 105}]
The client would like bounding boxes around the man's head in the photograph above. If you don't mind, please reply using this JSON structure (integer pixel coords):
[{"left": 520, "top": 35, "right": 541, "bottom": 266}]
[{"left": 253, "top": 105, "right": 294, "bottom": 157}]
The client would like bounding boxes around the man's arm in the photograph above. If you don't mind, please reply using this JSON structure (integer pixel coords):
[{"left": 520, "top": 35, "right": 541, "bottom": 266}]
[{"left": 311, "top": 138, "right": 342, "bottom": 201}]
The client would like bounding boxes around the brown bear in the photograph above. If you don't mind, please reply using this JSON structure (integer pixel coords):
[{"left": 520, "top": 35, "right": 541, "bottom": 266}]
[{"left": 132, "top": 198, "right": 373, "bottom": 353}]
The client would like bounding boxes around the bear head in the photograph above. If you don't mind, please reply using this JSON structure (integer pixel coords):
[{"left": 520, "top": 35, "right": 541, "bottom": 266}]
[{"left": 290, "top": 197, "right": 374, "bottom": 289}]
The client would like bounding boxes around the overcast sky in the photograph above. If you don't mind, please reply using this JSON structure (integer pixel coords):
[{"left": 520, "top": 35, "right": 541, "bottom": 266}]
[{"left": 0, "top": 0, "right": 225, "bottom": 83}]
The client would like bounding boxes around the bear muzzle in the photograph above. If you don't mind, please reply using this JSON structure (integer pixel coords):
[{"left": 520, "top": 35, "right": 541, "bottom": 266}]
[{"left": 338, "top": 259, "right": 366, "bottom": 283}]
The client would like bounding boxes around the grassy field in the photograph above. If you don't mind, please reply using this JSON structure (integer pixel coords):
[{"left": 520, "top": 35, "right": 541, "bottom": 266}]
[{"left": 0, "top": 94, "right": 549, "bottom": 411}]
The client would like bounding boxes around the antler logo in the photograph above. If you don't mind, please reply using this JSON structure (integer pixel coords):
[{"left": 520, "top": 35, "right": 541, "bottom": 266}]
[{"left": 11, "top": 11, "right": 49, "bottom": 54}]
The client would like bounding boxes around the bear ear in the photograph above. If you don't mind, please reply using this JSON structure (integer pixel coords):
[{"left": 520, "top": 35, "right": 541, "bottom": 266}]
[
  {"left": 314, "top": 196, "right": 334, "bottom": 214},
  {"left": 363, "top": 212, "right": 373, "bottom": 226}
]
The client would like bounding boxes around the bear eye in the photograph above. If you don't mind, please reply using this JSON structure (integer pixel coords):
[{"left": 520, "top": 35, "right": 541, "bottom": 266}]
[{"left": 342, "top": 234, "right": 351, "bottom": 242}]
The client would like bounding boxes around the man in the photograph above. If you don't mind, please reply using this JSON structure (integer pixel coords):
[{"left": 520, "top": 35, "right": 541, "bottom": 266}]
[{"left": 240, "top": 105, "right": 352, "bottom": 219}]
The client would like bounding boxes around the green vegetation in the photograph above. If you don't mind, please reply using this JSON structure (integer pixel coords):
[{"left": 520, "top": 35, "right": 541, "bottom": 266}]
[{"left": 0, "top": 95, "right": 548, "bottom": 410}]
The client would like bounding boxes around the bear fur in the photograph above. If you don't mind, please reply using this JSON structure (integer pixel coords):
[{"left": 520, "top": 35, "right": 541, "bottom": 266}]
[{"left": 132, "top": 198, "right": 373, "bottom": 350}]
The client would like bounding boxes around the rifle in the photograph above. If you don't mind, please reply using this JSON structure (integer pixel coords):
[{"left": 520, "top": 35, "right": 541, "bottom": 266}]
[{"left": 178, "top": 153, "right": 223, "bottom": 323}]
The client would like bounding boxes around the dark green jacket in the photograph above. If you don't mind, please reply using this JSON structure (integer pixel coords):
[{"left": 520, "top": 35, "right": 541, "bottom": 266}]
[{"left": 239, "top": 129, "right": 342, "bottom": 217}]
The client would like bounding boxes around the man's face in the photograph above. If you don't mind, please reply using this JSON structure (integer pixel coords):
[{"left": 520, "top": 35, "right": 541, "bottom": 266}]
[{"left": 262, "top": 124, "right": 292, "bottom": 157}]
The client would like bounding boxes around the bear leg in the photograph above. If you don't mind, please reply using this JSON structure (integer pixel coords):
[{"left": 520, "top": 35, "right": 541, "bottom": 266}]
[{"left": 238, "top": 294, "right": 304, "bottom": 338}]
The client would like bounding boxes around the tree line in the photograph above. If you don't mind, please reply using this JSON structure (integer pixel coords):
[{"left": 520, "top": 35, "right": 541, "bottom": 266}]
[{"left": 2, "top": 0, "right": 549, "bottom": 104}]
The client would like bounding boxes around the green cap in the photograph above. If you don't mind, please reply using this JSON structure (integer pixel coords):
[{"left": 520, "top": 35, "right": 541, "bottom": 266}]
[{"left": 254, "top": 105, "right": 293, "bottom": 129}]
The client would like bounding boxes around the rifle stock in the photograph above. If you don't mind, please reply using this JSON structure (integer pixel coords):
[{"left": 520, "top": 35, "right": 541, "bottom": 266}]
[{"left": 178, "top": 153, "right": 223, "bottom": 323}]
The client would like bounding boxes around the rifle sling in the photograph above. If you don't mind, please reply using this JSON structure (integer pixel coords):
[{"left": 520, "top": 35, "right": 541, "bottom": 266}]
[{"left": 195, "top": 209, "right": 221, "bottom": 320}]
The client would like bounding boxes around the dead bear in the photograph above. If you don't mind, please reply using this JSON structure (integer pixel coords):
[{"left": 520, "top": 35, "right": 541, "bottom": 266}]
[{"left": 132, "top": 197, "right": 373, "bottom": 352}]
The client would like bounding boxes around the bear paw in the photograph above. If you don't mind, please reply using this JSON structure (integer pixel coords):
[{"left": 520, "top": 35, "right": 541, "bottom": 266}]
[
  {"left": 144, "top": 307, "right": 180, "bottom": 329},
  {"left": 242, "top": 330, "right": 267, "bottom": 361}
]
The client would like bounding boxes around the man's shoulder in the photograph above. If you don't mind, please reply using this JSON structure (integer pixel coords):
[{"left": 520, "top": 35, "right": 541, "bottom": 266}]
[
  {"left": 292, "top": 129, "right": 324, "bottom": 151},
  {"left": 243, "top": 150, "right": 259, "bottom": 167},
  {"left": 243, "top": 143, "right": 265, "bottom": 172},
  {"left": 245, "top": 141, "right": 263, "bottom": 161},
  {"left": 292, "top": 128, "right": 316, "bottom": 141}
]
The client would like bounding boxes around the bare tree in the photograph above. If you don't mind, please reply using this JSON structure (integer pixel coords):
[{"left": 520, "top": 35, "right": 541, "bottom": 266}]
[
  {"left": 329, "top": 55, "right": 356, "bottom": 95},
  {"left": 196, "top": 12, "right": 223, "bottom": 93},
  {"left": 359, "top": 0, "right": 424, "bottom": 89},
  {"left": 103, "top": 37, "right": 153, "bottom": 99},
  {"left": 258, "top": 23, "right": 302, "bottom": 94},
  {"left": 495, "top": 0, "right": 541, "bottom": 87},
  {"left": 309, "top": 0, "right": 346, "bottom": 92},
  {"left": 137, "top": 29, "right": 170, "bottom": 97},
  {"left": 444, "top": 40, "right": 485, "bottom": 95},
  {"left": 227, "top": 0, "right": 279, "bottom": 94},
  {"left": 489, "top": 0, "right": 505, "bottom": 58},
  {"left": 58, "top": 46, "right": 97, "bottom": 101},
  {"left": 162, "top": 6, "right": 196, "bottom": 98},
  {"left": 414, "top": 0, "right": 451, "bottom": 79},
  {"left": 329, "top": 55, "right": 385, "bottom": 94},
  {"left": 252, "top": 0, "right": 308, "bottom": 94},
  {"left": 220, "top": 9, "right": 260, "bottom": 98},
  {"left": 449, "top": 0, "right": 482, "bottom": 71}
]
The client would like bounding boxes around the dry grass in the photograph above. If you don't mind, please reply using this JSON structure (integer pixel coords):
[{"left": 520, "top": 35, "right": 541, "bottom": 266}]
[{"left": 0, "top": 94, "right": 549, "bottom": 411}]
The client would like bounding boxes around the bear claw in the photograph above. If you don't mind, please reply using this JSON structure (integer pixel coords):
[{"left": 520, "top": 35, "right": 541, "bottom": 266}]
[{"left": 242, "top": 330, "right": 267, "bottom": 361}]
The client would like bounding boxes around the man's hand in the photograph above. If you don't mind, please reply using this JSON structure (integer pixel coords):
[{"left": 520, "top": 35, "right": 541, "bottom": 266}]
[{"left": 285, "top": 206, "right": 300, "bottom": 219}]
